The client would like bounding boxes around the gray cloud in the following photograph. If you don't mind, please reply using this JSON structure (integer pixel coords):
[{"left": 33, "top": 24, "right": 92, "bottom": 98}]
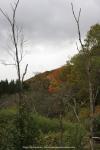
[
  {"left": 0, "top": 0, "right": 100, "bottom": 80},
  {"left": 0, "top": 0, "right": 100, "bottom": 50}
]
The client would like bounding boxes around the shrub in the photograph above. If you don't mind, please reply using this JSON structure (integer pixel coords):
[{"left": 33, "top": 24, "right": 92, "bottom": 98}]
[
  {"left": 36, "top": 122, "right": 86, "bottom": 149},
  {"left": 63, "top": 123, "right": 86, "bottom": 150},
  {"left": 32, "top": 114, "right": 60, "bottom": 133}
]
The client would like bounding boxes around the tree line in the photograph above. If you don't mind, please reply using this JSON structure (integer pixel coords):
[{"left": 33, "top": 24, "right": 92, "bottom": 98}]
[{"left": 0, "top": 79, "right": 28, "bottom": 96}]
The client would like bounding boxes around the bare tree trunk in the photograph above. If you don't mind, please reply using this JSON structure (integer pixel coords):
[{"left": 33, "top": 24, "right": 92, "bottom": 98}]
[
  {"left": 87, "top": 60, "right": 95, "bottom": 150},
  {"left": 73, "top": 105, "right": 80, "bottom": 122},
  {"left": 67, "top": 99, "right": 80, "bottom": 122},
  {"left": 0, "top": 1, "right": 28, "bottom": 149},
  {"left": 71, "top": 3, "right": 95, "bottom": 150}
]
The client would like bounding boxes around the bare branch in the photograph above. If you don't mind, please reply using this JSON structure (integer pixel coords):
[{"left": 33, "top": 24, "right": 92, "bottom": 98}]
[
  {"left": 71, "top": 3, "right": 84, "bottom": 51},
  {"left": 71, "top": 2, "right": 96, "bottom": 149},
  {"left": 0, "top": 0, "right": 27, "bottom": 84},
  {"left": 66, "top": 98, "right": 80, "bottom": 122},
  {"left": 76, "top": 42, "right": 80, "bottom": 52},
  {"left": 13, "top": 0, "right": 19, "bottom": 21},
  {"left": 71, "top": 3, "right": 77, "bottom": 23},
  {"left": 22, "top": 64, "right": 28, "bottom": 83},
  {"left": 19, "top": 30, "right": 24, "bottom": 62},
  {"left": 1, "top": 62, "right": 16, "bottom": 66},
  {"left": 94, "top": 87, "right": 99, "bottom": 102},
  {"left": 78, "top": 8, "right": 81, "bottom": 22},
  {"left": 67, "top": 102, "right": 80, "bottom": 122},
  {"left": 10, "top": 3, "right": 14, "bottom": 12},
  {"left": 0, "top": 8, "right": 12, "bottom": 26},
  {"left": 7, "top": 48, "right": 16, "bottom": 61}
]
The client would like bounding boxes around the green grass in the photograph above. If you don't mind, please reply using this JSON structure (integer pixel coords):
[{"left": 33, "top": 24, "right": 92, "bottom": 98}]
[{"left": 0, "top": 107, "right": 16, "bottom": 115}]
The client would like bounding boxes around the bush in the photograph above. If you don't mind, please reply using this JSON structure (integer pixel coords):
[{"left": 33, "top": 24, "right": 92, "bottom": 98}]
[
  {"left": 36, "top": 122, "right": 86, "bottom": 149},
  {"left": 32, "top": 114, "right": 60, "bottom": 133},
  {"left": 63, "top": 123, "right": 86, "bottom": 150},
  {"left": 0, "top": 109, "right": 40, "bottom": 150},
  {"left": 0, "top": 109, "right": 86, "bottom": 149}
]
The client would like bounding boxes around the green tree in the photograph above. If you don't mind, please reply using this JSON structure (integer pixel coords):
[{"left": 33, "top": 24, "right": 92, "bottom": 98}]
[{"left": 71, "top": 4, "right": 100, "bottom": 148}]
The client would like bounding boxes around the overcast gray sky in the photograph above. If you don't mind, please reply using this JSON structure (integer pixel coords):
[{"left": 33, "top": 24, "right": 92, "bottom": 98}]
[{"left": 0, "top": 0, "right": 100, "bottom": 81}]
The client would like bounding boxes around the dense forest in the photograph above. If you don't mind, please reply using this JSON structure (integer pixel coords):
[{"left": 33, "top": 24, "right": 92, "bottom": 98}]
[
  {"left": 0, "top": 23, "right": 100, "bottom": 149},
  {"left": 0, "top": 80, "right": 28, "bottom": 96}
]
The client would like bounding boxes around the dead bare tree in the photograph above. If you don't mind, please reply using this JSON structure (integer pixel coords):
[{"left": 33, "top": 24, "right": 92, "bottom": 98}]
[
  {"left": 0, "top": 0, "right": 28, "bottom": 149},
  {"left": 66, "top": 98, "right": 80, "bottom": 122},
  {"left": 71, "top": 3, "right": 96, "bottom": 150},
  {"left": 0, "top": 0, "right": 28, "bottom": 86}
]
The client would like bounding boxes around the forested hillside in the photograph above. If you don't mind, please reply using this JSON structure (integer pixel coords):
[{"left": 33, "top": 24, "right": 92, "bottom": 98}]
[{"left": 0, "top": 24, "right": 100, "bottom": 149}]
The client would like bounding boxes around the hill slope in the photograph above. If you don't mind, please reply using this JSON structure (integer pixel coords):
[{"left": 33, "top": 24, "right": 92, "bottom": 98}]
[{"left": 0, "top": 63, "right": 100, "bottom": 119}]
